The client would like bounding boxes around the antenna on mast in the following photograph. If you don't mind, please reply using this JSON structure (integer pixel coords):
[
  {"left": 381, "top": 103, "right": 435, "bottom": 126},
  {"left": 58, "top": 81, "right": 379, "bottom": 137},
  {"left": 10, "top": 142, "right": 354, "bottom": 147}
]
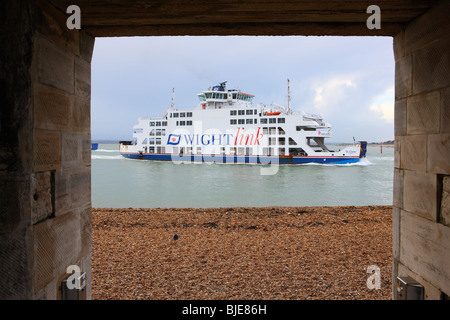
[
  {"left": 171, "top": 88, "right": 175, "bottom": 109},
  {"left": 287, "top": 78, "right": 291, "bottom": 114}
]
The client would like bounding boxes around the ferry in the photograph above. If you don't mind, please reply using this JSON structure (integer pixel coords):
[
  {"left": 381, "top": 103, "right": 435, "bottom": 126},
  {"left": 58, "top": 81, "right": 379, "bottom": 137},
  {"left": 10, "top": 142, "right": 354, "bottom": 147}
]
[{"left": 119, "top": 81, "right": 367, "bottom": 165}]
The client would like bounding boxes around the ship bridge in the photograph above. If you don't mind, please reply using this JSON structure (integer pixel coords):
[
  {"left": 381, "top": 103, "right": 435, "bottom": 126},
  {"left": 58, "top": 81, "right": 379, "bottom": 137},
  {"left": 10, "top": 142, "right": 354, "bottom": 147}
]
[{"left": 197, "top": 82, "right": 255, "bottom": 109}]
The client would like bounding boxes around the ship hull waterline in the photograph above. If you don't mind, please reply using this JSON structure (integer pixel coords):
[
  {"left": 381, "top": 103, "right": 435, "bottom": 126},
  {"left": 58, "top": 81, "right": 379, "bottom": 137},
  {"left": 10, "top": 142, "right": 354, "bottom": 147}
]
[{"left": 119, "top": 152, "right": 361, "bottom": 165}]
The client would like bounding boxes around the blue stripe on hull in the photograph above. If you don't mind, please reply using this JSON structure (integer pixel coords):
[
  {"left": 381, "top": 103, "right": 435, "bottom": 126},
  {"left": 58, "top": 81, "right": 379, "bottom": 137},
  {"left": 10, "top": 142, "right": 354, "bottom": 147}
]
[{"left": 120, "top": 153, "right": 360, "bottom": 165}]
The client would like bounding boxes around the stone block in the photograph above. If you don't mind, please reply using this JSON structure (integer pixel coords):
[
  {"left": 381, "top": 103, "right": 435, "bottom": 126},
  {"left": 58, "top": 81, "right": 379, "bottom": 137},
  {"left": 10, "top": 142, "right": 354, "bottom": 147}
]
[
  {"left": 394, "top": 99, "right": 406, "bottom": 136},
  {"left": 400, "top": 134, "right": 427, "bottom": 172},
  {"left": 399, "top": 210, "right": 450, "bottom": 296},
  {"left": 70, "top": 168, "right": 91, "bottom": 209},
  {"left": 441, "top": 87, "right": 450, "bottom": 134},
  {"left": 441, "top": 176, "right": 450, "bottom": 227},
  {"left": 62, "top": 133, "right": 81, "bottom": 168},
  {"left": 75, "top": 57, "right": 91, "bottom": 99},
  {"left": 394, "top": 137, "right": 401, "bottom": 169},
  {"left": 34, "top": 83, "right": 71, "bottom": 131},
  {"left": 81, "top": 137, "right": 92, "bottom": 167},
  {"left": 34, "top": 129, "right": 61, "bottom": 172},
  {"left": 54, "top": 166, "right": 91, "bottom": 216},
  {"left": 33, "top": 212, "right": 81, "bottom": 294},
  {"left": 392, "top": 206, "right": 401, "bottom": 260},
  {"left": 31, "top": 171, "right": 53, "bottom": 225},
  {"left": 404, "top": 0, "right": 450, "bottom": 53},
  {"left": 406, "top": 91, "right": 440, "bottom": 135},
  {"left": 397, "top": 262, "right": 444, "bottom": 300},
  {"left": 35, "top": 0, "right": 79, "bottom": 55},
  {"left": 413, "top": 37, "right": 450, "bottom": 95},
  {"left": 403, "top": 170, "right": 437, "bottom": 221},
  {"left": 80, "top": 31, "right": 95, "bottom": 63},
  {"left": 393, "top": 30, "right": 405, "bottom": 61},
  {"left": 395, "top": 55, "right": 412, "bottom": 100},
  {"left": 393, "top": 168, "right": 403, "bottom": 208},
  {"left": 427, "top": 134, "right": 450, "bottom": 175},
  {"left": 0, "top": 229, "right": 31, "bottom": 299},
  {"left": 37, "top": 35, "right": 74, "bottom": 94},
  {"left": 0, "top": 174, "right": 31, "bottom": 235},
  {"left": 71, "top": 96, "right": 90, "bottom": 133}
]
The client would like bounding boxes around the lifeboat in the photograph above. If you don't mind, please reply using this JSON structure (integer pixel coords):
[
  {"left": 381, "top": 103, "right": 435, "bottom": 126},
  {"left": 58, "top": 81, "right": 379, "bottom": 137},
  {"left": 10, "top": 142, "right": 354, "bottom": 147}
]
[{"left": 265, "top": 111, "right": 281, "bottom": 116}]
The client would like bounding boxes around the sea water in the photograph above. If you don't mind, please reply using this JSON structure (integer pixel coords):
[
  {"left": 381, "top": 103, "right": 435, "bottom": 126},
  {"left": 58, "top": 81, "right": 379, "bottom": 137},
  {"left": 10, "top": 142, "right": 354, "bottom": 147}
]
[{"left": 91, "top": 144, "right": 393, "bottom": 208}]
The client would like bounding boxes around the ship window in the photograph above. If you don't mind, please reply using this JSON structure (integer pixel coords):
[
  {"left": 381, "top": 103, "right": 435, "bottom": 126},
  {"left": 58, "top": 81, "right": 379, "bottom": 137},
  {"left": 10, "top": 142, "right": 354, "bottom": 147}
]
[
  {"left": 260, "top": 118, "right": 267, "bottom": 124},
  {"left": 254, "top": 119, "right": 257, "bottom": 124},
  {"left": 289, "top": 138, "right": 297, "bottom": 145},
  {"left": 279, "top": 148, "right": 285, "bottom": 155},
  {"left": 187, "top": 121, "right": 192, "bottom": 126},
  {"left": 156, "top": 121, "right": 161, "bottom": 126},
  {"left": 269, "top": 127, "right": 276, "bottom": 135},
  {"left": 246, "top": 110, "right": 253, "bottom": 115},
  {"left": 162, "top": 121, "right": 167, "bottom": 126},
  {"left": 263, "top": 127, "right": 268, "bottom": 135},
  {"left": 230, "top": 119, "right": 237, "bottom": 125},
  {"left": 149, "top": 138, "right": 155, "bottom": 144},
  {"left": 150, "top": 122, "right": 155, "bottom": 126},
  {"left": 180, "top": 121, "right": 186, "bottom": 126},
  {"left": 187, "top": 112, "right": 193, "bottom": 117},
  {"left": 278, "top": 127, "right": 285, "bottom": 135},
  {"left": 150, "top": 146, "right": 155, "bottom": 153},
  {"left": 278, "top": 118, "right": 285, "bottom": 123},
  {"left": 150, "top": 129, "right": 155, "bottom": 136},
  {"left": 238, "top": 110, "right": 245, "bottom": 115},
  {"left": 238, "top": 119, "right": 245, "bottom": 125},
  {"left": 230, "top": 110, "right": 237, "bottom": 116},
  {"left": 156, "top": 138, "right": 161, "bottom": 145},
  {"left": 180, "top": 112, "right": 185, "bottom": 117},
  {"left": 176, "top": 121, "right": 179, "bottom": 126},
  {"left": 232, "top": 93, "right": 237, "bottom": 99},
  {"left": 269, "top": 118, "right": 276, "bottom": 124},
  {"left": 254, "top": 109, "right": 257, "bottom": 114},
  {"left": 161, "top": 129, "right": 166, "bottom": 136},
  {"left": 173, "top": 113, "right": 179, "bottom": 118},
  {"left": 279, "top": 137, "right": 285, "bottom": 145},
  {"left": 246, "top": 119, "right": 253, "bottom": 124}
]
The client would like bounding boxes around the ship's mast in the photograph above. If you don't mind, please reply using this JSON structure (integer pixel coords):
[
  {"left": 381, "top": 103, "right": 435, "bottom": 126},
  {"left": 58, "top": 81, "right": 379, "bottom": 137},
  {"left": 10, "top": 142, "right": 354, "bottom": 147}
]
[
  {"left": 287, "top": 78, "right": 291, "bottom": 114},
  {"left": 171, "top": 88, "right": 175, "bottom": 109}
]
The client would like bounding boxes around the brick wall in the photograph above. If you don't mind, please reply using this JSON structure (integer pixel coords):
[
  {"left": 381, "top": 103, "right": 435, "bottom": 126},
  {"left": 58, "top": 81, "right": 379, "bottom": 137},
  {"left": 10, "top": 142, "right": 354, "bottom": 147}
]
[{"left": 393, "top": 0, "right": 450, "bottom": 299}]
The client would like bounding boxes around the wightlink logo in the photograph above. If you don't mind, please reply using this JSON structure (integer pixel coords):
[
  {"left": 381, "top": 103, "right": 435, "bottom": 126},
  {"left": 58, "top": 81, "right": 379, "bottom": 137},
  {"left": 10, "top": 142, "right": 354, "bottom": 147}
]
[
  {"left": 169, "top": 122, "right": 278, "bottom": 175},
  {"left": 166, "top": 127, "right": 263, "bottom": 146}
]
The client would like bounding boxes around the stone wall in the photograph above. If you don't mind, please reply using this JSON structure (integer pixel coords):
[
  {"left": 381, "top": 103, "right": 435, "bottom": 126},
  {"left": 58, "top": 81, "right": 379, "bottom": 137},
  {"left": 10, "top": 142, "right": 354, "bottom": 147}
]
[
  {"left": 0, "top": 0, "right": 94, "bottom": 299},
  {"left": 393, "top": 0, "right": 450, "bottom": 299}
]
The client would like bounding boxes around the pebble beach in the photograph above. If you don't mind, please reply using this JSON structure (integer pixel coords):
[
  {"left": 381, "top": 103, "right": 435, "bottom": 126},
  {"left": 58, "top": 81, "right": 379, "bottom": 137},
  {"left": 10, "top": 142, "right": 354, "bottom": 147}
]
[{"left": 92, "top": 205, "right": 392, "bottom": 300}]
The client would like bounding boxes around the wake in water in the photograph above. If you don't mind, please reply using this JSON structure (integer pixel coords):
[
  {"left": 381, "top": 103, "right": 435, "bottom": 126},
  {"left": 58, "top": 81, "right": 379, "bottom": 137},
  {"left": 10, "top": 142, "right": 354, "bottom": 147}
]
[
  {"left": 92, "top": 155, "right": 124, "bottom": 160},
  {"left": 93, "top": 149, "right": 119, "bottom": 153}
]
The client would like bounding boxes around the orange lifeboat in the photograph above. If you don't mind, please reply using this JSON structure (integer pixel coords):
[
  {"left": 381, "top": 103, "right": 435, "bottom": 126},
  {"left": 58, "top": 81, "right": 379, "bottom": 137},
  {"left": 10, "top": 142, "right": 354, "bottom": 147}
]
[{"left": 265, "top": 111, "right": 281, "bottom": 116}]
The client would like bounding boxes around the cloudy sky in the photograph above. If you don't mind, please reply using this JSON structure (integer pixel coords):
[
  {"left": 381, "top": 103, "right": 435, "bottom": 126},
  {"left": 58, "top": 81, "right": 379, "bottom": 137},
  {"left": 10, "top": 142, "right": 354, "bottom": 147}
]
[{"left": 91, "top": 36, "right": 394, "bottom": 143}]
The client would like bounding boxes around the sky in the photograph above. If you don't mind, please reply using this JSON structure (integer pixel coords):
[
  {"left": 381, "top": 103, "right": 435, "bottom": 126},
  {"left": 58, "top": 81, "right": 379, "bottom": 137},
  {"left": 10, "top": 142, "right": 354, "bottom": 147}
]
[{"left": 91, "top": 36, "right": 394, "bottom": 143}]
